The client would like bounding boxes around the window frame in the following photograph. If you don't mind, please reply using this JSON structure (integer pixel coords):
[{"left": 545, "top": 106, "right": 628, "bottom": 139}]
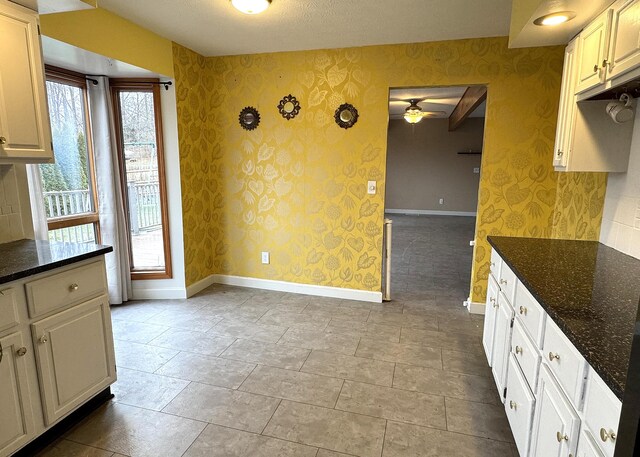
[
  {"left": 110, "top": 79, "right": 173, "bottom": 280},
  {"left": 44, "top": 65, "right": 101, "bottom": 242}
]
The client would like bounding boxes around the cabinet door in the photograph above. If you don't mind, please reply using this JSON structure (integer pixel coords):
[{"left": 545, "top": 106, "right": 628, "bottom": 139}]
[
  {"left": 483, "top": 276, "right": 500, "bottom": 366},
  {"left": 0, "top": 0, "right": 52, "bottom": 162},
  {"left": 505, "top": 355, "right": 535, "bottom": 457},
  {"left": 554, "top": 39, "right": 579, "bottom": 169},
  {"left": 608, "top": 0, "right": 640, "bottom": 80},
  {"left": 491, "top": 293, "right": 513, "bottom": 402},
  {"left": 31, "top": 295, "right": 116, "bottom": 425},
  {"left": 0, "top": 331, "right": 35, "bottom": 456},
  {"left": 530, "top": 365, "right": 580, "bottom": 457},
  {"left": 576, "top": 10, "right": 612, "bottom": 94}
]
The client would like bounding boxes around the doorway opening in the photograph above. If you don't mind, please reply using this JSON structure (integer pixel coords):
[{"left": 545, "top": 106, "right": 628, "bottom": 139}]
[{"left": 384, "top": 86, "right": 487, "bottom": 306}]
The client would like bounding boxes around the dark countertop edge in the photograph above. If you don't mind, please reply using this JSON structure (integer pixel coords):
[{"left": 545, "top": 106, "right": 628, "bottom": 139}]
[
  {"left": 0, "top": 245, "right": 113, "bottom": 286},
  {"left": 487, "top": 236, "right": 626, "bottom": 400}
]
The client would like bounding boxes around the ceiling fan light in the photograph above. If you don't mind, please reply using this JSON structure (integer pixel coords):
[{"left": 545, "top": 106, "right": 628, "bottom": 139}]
[
  {"left": 533, "top": 11, "right": 576, "bottom": 26},
  {"left": 231, "top": 0, "right": 271, "bottom": 14},
  {"left": 404, "top": 99, "right": 424, "bottom": 124}
]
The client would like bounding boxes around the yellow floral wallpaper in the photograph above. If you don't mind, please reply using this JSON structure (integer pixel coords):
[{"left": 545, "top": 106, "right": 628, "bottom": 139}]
[{"left": 173, "top": 37, "right": 607, "bottom": 302}]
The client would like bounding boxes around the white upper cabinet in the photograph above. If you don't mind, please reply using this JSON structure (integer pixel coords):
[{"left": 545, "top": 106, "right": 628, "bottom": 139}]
[
  {"left": 576, "top": 9, "right": 612, "bottom": 94},
  {"left": 608, "top": 0, "right": 640, "bottom": 79},
  {"left": 0, "top": 0, "right": 52, "bottom": 163},
  {"left": 554, "top": 38, "right": 579, "bottom": 169}
]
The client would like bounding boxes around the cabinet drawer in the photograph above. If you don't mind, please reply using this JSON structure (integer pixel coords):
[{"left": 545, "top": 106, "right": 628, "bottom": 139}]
[
  {"left": 505, "top": 354, "right": 535, "bottom": 457},
  {"left": 25, "top": 259, "right": 107, "bottom": 318},
  {"left": 582, "top": 369, "right": 621, "bottom": 457},
  {"left": 511, "top": 317, "right": 541, "bottom": 393},
  {"left": 542, "top": 318, "right": 588, "bottom": 409},
  {"left": 515, "top": 282, "right": 546, "bottom": 348},
  {"left": 490, "top": 249, "right": 502, "bottom": 283},
  {"left": 498, "top": 261, "right": 516, "bottom": 306},
  {"left": 0, "top": 287, "right": 19, "bottom": 332}
]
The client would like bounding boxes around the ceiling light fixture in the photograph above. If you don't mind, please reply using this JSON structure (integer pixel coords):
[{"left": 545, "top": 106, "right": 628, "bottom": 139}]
[
  {"left": 404, "top": 99, "right": 424, "bottom": 124},
  {"left": 533, "top": 11, "right": 576, "bottom": 26},
  {"left": 231, "top": 0, "right": 271, "bottom": 14}
]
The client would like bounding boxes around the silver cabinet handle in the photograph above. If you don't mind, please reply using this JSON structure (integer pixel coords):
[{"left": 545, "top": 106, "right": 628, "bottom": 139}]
[
  {"left": 16, "top": 347, "right": 27, "bottom": 357},
  {"left": 69, "top": 283, "right": 79, "bottom": 291},
  {"left": 557, "top": 431, "right": 569, "bottom": 442},
  {"left": 600, "top": 428, "right": 617, "bottom": 442},
  {"left": 39, "top": 335, "right": 48, "bottom": 344},
  {"left": 549, "top": 352, "right": 560, "bottom": 362}
]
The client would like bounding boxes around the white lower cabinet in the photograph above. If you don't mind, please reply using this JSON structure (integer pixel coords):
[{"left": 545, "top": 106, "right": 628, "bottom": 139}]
[
  {"left": 530, "top": 364, "right": 581, "bottom": 457},
  {"left": 483, "top": 276, "right": 500, "bottom": 366},
  {"left": 0, "top": 331, "right": 35, "bottom": 456},
  {"left": 491, "top": 292, "right": 513, "bottom": 401},
  {"left": 31, "top": 295, "right": 116, "bottom": 425},
  {"left": 0, "top": 256, "right": 116, "bottom": 455},
  {"left": 505, "top": 354, "right": 535, "bottom": 457}
]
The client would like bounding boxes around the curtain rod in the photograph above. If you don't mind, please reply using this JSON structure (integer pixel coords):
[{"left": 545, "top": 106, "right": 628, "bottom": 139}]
[{"left": 85, "top": 76, "right": 173, "bottom": 90}]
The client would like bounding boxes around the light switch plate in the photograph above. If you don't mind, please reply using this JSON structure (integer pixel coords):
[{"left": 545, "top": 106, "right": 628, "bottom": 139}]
[
  {"left": 261, "top": 252, "right": 270, "bottom": 264},
  {"left": 367, "top": 181, "right": 377, "bottom": 195},
  {"left": 473, "top": 167, "right": 480, "bottom": 174}
]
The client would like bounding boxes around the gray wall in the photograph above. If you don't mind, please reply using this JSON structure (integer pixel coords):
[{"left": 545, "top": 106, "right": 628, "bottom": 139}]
[{"left": 384, "top": 117, "right": 484, "bottom": 213}]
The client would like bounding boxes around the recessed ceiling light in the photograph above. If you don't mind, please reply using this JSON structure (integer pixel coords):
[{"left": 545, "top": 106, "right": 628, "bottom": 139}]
[
  {"left": 533, "top": 11, "right": 576, "bottom": 26},
  {"left": 231, "top": 0, "right": 272, "bottom": 14}
]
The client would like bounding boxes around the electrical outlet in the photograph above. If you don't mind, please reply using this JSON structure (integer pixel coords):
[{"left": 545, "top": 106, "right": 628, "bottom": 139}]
[
  {"left": 473, "top": 167, "right": 480, "bottom": 174},
  {"left": 439, "top": 198, "right": 444, "bottom": 205},
  {"left": 261, "top": 252, "right": 270, "bottom": 264},
  {"left": 367, "top": 181, "right": 377, "bottom": 195}
]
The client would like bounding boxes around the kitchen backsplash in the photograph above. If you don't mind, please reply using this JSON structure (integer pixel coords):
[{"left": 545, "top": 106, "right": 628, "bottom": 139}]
[
  {"left": 600, "top": 114, "right": 640, "bottom": 259},
  {"left": 0, "top": 165, "right": 26, "bottom": 243}
]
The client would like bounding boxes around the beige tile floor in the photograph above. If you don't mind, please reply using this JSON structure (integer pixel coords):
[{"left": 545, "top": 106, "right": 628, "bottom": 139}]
[{"left": 37, "top": 216, "right": 518, "bottom": 457}]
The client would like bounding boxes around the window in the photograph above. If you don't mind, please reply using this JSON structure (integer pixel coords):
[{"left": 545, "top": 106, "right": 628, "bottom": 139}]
[
  {"left": 111, "top": 80, "right": 172, "bottom": 279},
  {"left": 41, "top": 67, "right": 99, "bottom": 243}
]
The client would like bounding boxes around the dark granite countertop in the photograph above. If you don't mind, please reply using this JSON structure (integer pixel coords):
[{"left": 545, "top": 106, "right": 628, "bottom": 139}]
[
  {"left": 488, "top": 236, "right": 640, "bottom": 401},
  {"left": 0, "top": 239, "right": 113, "bottom": 285}
]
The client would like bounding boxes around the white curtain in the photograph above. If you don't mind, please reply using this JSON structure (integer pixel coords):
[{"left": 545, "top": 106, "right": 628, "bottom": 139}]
[
  {"left": 87, "top": 77, "right": 131, "bottom": 304},
  {"left": 26, "top": 164, "right": 48, "bottom": 241}
]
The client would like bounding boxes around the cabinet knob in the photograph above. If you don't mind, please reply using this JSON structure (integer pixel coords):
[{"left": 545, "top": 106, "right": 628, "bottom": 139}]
[
  {"left": 490, "top": 262, "right": 495, "bottom": 267},
  {"left": 557, "top": 149, "right": 564, "bottom": 157},
  {"left": 600, "top": 428, "right": 617, "bottom": 442},
  {"left": 39, "top": 335, "right": 48, "bottom": 344},
  {"left": 69, "top": 283, "right": 79, "bottom": 291},
  {"left": 602, "top": 59, "right": 609, "bottom": 69},
  {"left": 509, "top": 400, "right": 517, "bottom": 410},
  {"left": 515, "top": 346, "right": 523, "bottom": 355},
  {"left": 519, "top": 306, "right": 528, "bottom": 316},
  {"left": 548, "top": 352, "right": 560, "bottom": 362},
  {"left": 557, "top": 432, "right": 569, "bottom": 442},
  {"left": 499, "top": 279, "right": 507, "bottom": 285},
  {"left": 16, "top": 347, "right": 27, "bottom": 357},
  {"left": 0, "top": 136, "right": 6, "bottom": 145},
  {"left": 594, "top": 64, "right": 599, "bottom": 73}
]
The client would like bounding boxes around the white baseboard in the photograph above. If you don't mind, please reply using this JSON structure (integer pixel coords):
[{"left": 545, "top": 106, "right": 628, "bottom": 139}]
[
  {"left": 131, "top": 287, "right": 187, "bottom": 300},
  {"left": 187, "top": 273, "right": 383, "bottom": 303},
  {"left": 186, "top": 274, "right": 218, "bottom": 298},
  {"left": 385, "top": 209, "right": 477, "bottom": 217},
  {"left": 464, "top": 299, "right": 486, "bottom": 315}
]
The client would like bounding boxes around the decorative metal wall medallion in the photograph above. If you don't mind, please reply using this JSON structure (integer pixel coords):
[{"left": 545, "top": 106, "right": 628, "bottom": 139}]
[
  {"left": 277, "top": 94, "right": 301, "bottom": 120},
  {"left": 334, "top": 103, "right": 359, "bottom": 129},
  {"left": 239, "top": 106, "right": 260, "bottom": 130}
]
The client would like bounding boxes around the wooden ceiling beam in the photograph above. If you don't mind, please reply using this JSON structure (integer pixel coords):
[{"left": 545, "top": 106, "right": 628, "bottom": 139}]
[{"left": 448, "top": 86, "right": 487, "bottom": 131}]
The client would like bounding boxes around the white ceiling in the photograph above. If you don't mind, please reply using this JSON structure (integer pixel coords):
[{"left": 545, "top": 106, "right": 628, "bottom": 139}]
[
  {"left": 389, "top": 87, "right": 486, "bottom": 120},
  {"left": 98, "top": 0, "right": 512, "bottom": 57}
]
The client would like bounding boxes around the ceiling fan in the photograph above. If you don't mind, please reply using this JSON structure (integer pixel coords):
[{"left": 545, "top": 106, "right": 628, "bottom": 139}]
[{"left": 388, "top": 98, "right": 449, "bottom": 123}]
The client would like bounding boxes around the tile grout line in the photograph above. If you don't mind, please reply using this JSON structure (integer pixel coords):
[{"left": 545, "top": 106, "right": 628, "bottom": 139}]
[{"left": 259, "top": 398, "right": 283, "bottom": 435}]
